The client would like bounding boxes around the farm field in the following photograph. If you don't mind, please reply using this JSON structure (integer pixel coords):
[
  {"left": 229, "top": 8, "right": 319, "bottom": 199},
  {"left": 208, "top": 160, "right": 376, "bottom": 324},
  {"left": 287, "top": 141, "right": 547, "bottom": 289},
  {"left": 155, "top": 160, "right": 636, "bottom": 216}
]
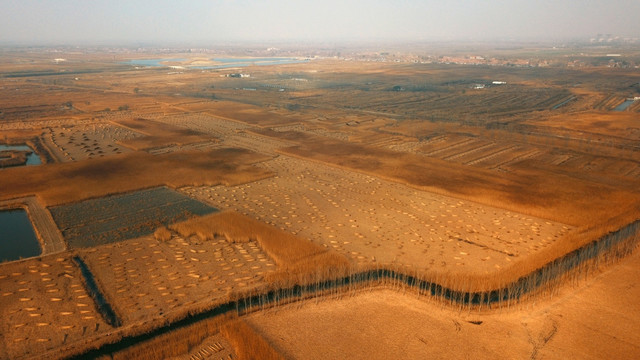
[
  {"left": 182, "top": 156, "right": 572, "bottom": 275},
  {"left": 44, "top": 122, "right": 140, "bottom": 162},
  {"left": 0, "top": 45, "right": 638, "bottom": 359},
  {"left": 80, "top": 232, "right": 275, "bottom": 324},
  {"left": 246, "top": 246, "right": 640, "bottom": 360},
  {"left": 50, "top": 187, "right": 218, "bottom": 248},
  {"left": 0, "top": 254, "right": 110, "bottom": 360}
]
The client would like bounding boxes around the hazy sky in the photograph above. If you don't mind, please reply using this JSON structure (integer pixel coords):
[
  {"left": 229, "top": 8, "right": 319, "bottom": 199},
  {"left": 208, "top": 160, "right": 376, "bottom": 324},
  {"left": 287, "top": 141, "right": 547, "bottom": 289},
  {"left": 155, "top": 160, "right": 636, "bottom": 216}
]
[{"left": 1, "top": 0, "right": 639, "bottom": 45}]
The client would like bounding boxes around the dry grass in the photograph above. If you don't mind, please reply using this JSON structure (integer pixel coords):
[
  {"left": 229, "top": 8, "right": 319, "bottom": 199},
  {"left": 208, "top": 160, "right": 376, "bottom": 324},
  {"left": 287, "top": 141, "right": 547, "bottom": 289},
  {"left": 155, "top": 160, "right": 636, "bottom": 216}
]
[
  {"left": 277, "top": 135, "right": 640, "bottom": 227},
  {"left": 170, "top": 211, "right": 350, "bottom": 283},
  {"left": 153, "top": 226, "right": 172, "bottom": 242},
  {"left": 220, "top": 318, "right": 284, "bottom": 360},
  {"left": 0, "top": 148, "right": 272, "bottom": 207},
  {"left": 108, "top": 313, "right": 236, "bottom": 360},
  {"left": 113, "top": 117, "right": 213, "bottom": 150}
]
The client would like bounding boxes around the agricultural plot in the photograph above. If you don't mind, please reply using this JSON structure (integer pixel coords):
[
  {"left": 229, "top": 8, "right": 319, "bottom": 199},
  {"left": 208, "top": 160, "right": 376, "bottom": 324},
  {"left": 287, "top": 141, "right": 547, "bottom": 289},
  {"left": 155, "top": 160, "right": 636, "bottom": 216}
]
[
  {"left": 181, "top": 155, "right": 572, "bottom": 275},
  {"left": 0, "top": 254, "right": 109, "bottom": 360},
  {"left": 156, "top": 112, "right": 252, "bottom": 138},
  {"left": 411, "top": 133, "right": 640, "bottom": 179},
  {"left": 154, "top": 112, "right": 294, "bottom": 156},
  {"left": 45, "top": 122, "right": 141, "bottom": 162},
  {"left": 1, "top": 49, "right": 639, "bottom": 359},
  {"left": 247, "top": 248, "right": 640, "bottom": 360},
  {"left": 169, "top": 333, "right": 236, "bottom": 360},
  {"left": 80, "top": 233, "right": 275, "bottom": 324},
  {"left": 50, "top": 187, "right": 217, "bottom": 248},
  {"left": 291, "top": 81, "right": 573, "bottom": 123}
]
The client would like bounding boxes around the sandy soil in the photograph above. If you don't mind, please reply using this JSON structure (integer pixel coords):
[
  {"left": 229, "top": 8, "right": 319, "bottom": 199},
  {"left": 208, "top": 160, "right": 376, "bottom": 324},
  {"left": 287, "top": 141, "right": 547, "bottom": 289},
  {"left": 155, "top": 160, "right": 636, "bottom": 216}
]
[{"left": 246, "top": 248, "right": 640, "bottom": 359}]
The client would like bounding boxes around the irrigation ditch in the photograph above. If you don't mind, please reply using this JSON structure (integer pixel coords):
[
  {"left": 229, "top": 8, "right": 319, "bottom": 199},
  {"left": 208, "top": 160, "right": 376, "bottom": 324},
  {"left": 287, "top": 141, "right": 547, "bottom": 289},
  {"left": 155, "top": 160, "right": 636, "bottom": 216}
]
[
  {"left": 73, "top": 255, "right": 121, "bottom": 328},
  {"left": 67, "top": 219, "right": 639, "bottom": 359}
]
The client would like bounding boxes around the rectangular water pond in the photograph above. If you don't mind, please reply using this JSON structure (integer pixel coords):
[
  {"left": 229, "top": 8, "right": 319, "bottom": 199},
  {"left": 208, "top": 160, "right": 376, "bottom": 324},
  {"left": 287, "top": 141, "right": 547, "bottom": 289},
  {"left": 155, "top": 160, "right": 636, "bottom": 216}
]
[
  {"left": 0, "top": 209, "right": 42, "bottom": 263},
  {"left": 50, "top": 187, "right": 217, "bottom": 248},
  {"left": 0, "top": 144, "right": 42, "bottom": 167},
  {"left": 614, "top": 99, "right": 635, "bottom": 112}
]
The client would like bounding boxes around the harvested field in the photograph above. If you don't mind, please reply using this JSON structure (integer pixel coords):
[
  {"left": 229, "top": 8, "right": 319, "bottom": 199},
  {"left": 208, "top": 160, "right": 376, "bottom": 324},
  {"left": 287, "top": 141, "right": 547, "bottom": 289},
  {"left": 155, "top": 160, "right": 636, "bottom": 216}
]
[
  {"left": 276, "top": 135, "right": 639, "bottom": 227},
  {"left": 0, "top": 148, "right": 273, "bottom": 207},
  {"left": 412, "top": 132, "right": 640, "bottom": 180},
  {"left": 50, "top": 187, "right": 217, "bottom": 248},
  {"left": 170, "top": 211, "right": 349, "bottom": 281},
  {"left": 113, "top": 117, "right": 213, "bottom": 151},
  {"left": 182, "top": 156, "right": 572, "bottom": 275},
  {"left": 44, "top": 122, "right": 141, "bottom": 162},
  {"left": 0, "top": 254, "right": 110, "bottom": 360},
  {"left": 1, "top": 47, "right": 639, "bottom": 359},
  {"left": 80, "top": 232, "right": 276, "bottom": 324},
  {"left": 246, "top": 247, "right": 640, "bottom": 360}
]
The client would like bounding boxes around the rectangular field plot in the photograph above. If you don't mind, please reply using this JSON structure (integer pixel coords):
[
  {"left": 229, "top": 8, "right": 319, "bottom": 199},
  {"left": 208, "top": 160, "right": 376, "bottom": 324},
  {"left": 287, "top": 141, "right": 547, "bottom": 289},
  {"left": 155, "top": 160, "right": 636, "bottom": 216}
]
[
  {"left": 0, "top": 254, "right": 109, "bottom": 359},
  {"left": 50, "top": 187, "right": 217, "bottom": 248},
  {"left": 80, "top": 234, "right": 275, "bottom": 323}
]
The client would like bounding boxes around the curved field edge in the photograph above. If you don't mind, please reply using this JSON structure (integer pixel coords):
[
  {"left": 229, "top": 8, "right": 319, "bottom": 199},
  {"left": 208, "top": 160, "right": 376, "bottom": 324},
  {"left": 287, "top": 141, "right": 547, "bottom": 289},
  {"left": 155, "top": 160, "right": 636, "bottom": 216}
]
[{"left": 52, "top": 216, "right": 639, "bottom": 360}]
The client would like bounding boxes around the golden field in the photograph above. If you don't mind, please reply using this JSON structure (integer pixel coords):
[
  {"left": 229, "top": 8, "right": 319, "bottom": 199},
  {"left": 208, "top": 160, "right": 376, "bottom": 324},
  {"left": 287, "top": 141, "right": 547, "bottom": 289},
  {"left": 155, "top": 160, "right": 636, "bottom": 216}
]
[{"left": 0, "top": 47, "right": 638, "bottom": 359}]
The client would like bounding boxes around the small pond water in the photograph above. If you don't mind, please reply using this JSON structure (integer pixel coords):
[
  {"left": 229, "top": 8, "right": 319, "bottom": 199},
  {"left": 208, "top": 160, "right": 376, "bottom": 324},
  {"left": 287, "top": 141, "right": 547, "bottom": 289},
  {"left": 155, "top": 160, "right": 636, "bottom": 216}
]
[
  {"left": 0, "top": 144, "right": 42, "bottom": 165},
  {"left": 614, "top": 99, "right": 635, "bottom": 111},
  {"left": 126, "top": 57, "right": 307, "bottom": 69},
  {"left": 128, "top": 58, "right": 187, "bottom": 67},
  {"left": 0, "top": 209, "right": 41, "bottom": 263}
]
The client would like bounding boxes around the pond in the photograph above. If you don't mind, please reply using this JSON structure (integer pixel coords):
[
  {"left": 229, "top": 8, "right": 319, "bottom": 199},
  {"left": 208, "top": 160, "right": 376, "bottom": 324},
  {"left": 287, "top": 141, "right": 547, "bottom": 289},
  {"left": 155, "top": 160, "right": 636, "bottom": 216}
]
[
  {"left": 127, "top": 58, "right": 187, "bottom": 67},
  {"left": 0, "top": 144, "right": 42, "bottom": 166},
  {"left": 126, "top": 57, "right": 308, "bottom": 69},
  {"left": 613, "top": 99, "right": 635, "bottom": 112},
  {"left": 0, "top": 209, "right": 41, "bottom": 263}
]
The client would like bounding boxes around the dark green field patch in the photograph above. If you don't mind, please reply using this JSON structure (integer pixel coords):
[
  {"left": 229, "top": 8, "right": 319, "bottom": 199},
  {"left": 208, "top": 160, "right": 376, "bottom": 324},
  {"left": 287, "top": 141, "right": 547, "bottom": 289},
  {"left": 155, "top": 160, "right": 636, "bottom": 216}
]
[{"left": 50, "top": 187, "right": 216, "bottom": 248}]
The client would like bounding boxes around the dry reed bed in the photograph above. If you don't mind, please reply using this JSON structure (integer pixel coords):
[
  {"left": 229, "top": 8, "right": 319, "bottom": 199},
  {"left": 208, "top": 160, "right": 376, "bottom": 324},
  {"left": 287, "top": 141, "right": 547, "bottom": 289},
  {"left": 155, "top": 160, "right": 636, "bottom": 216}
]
[
  {"left": 170, "top": 211, "right": 350, "bottom": 282},
  {"left": 37, "top": 232, "right": 277, "bottom": 359},
  {"left": 45, "top": 122, "right": 140, "bottom": 162},
  {"left": 38, "top": 209, "right": 639, "bottom": 359},
  {"left": 79, "top": 232, "right": 276, "bottom": 325},
  {"left": 277, "top": 136, "right": 640, "bottom": 228},
  {"left": 183, "top": 155, "right": 573, "bottom": 274},
  {"left": 94, "top": 314, "right": 237, "bottom": 360},
  {"left": 0, "top": 147, "right": 273, "bottom": 207},
  {"left": 168, "top": 210, "right": 639, "bottom": 301},
  {"left": 220, "top": 319, "right": 284, "bottom": 360},
  {"left": 0, "top": 253, "right": 109, "bottom": 360},
  {"left": 61, "top": 216, "right": 639, "bottom": 359},
  {"left": 113, "top": 118, "right": 214, "bottom": 151}
]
